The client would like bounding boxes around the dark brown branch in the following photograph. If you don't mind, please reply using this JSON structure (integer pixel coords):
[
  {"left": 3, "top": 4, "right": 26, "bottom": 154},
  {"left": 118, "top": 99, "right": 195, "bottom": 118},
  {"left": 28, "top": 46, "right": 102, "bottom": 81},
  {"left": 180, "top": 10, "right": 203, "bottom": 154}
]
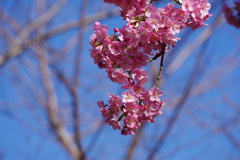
[
  {"left": 153, "top": 44, "right": 166, "bottom": 88},
  {"left": 123, "top": 44, "right": 166, "bottom": 160},
  {"left": 147, "top": 53, "right": 161, "bottom": 63},
  {"left": 118, "top": 113, "right": 126, "bottom": 121},
  {"left": 147, "top": 44, "right": 166, "bottom": 63},
  {"left": 146, "top": 43, "right": 208, "bottom": 160}
]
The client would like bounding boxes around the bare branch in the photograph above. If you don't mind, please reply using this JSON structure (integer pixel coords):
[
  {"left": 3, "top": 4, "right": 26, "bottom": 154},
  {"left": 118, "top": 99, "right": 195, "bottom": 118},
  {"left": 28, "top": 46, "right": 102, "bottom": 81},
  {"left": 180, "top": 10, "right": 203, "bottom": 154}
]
[
  {"left": 0, "top": 0, "right": 68, "bottom": 66},
  {"left": 124, "top": 124, "right": 145, "bottom": 160},
  {"left": 146, "top": 46, "right": 208, "bottom": 160},
  {"left": 37, "top": 45, "right": 81, "bottom": 160}
]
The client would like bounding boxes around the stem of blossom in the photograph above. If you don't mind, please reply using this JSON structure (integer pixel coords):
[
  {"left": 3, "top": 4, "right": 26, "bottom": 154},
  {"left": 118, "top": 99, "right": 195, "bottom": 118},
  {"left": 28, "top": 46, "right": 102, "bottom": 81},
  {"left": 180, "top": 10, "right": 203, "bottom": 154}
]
[
  {"left": 147, "top": 44, "right": 166, "bottom": 63},
  {"left": 153, "top": 44, "right": 166, "bottom": 88},
  {"left": 118, "top": 113, "right": 126, "bottom": 121},
  {"left": 147, "top": 53, "right": 161, "bottom": 63}
]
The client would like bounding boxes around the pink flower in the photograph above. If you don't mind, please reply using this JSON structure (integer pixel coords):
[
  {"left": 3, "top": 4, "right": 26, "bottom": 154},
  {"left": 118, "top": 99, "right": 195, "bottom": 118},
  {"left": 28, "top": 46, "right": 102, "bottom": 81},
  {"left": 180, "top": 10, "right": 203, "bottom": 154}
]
[
  {"left": 109, "top": 41, "right": 124, "bottom": 55},
  {"left": 132, "top": 84, "right": 146, "bottom": 96},
  {"left": 107, "top": 68, "right": 129, "bottom": 84},
  {"left": 112, "top": 68, "right": 129, "bottom": 84},
  {"left": 222, "top": 2, "right": 240, "bottom": 28},
  {"left": 100, "top": 107, "right": 111, "bottom": 118},
  {"left": 90, "top": 48, "right": 103, "bottom": 64},
  {"left": 146, "top": 13, "right": 161, "bottom": 31},
  {"left": 122, "top": 82, "right": 134, "bottom": 90},
  {"left": 144, "top": 102, "right": 163, "bottom": 117},
  {"left": 123, "top": 102, "right": 139, "bottom": 113},
  {"left": 106, "top": 118, "right": 122, "bottom": 130},
  {"left": 142, "top": 88, "right": 163, "bottom": 103},
  {"left": 136, "top": 22, "right": 153, "bottom": 41},
  {"left": 90, "top": 48, "right": 112, "bottom": 69},
  {"left": 236, "top": 1, "right": 240, "bottom": 14},
  {"left": 162, "top": 32, "right": 180, "bottom": 45},
  {"left": 126, "top": 6, "right": 137, "bottom": 19},
  {"left": 108, "top": 94, "right": 122, "bottom": 117},
  {"left": 145, "top": 4, "right": 157, "bottom": 17},
  {"left": 132, "top": 68, "right": 149, "bottom": 84},
  {"left": 118, "top": 25, "right": 136, "bottom": 41},
  {"left": 148, "top": 88, "right": 163, "bottom": 102},
  {"left": 122, "top": 91, "right": 137, "bottom": 103},
  {"left": 109, "top": 94, "right": 122, "bottom": 107},
  {"left": 121, "top": 127, "right": 137, "bottom": 135},
  {"left": 124, "top": 114, "right": 139, "bottom": 128},
  {"left": 92, "top": 22, "right": 108, "bottom": 43},
  {"left": 91, "top": 0, "right": 211, "bottom": 135},
  {"left": 180, "top": 0, "right": 211, "bottom": 29},
  {"left": 141, "top": 42, "right": 157, "bottom": 55},
  {"left": 97, "top": 100, "right": 105, "bottom": 109},
  {"left": 117, "top": 56, "right": 133, "bottom": 71},
  {"left": 131, "top": 53, "right": 148, "bottom": 69},
  {"left": 169, "top": 20, "right": 183, "bottom": 34}
]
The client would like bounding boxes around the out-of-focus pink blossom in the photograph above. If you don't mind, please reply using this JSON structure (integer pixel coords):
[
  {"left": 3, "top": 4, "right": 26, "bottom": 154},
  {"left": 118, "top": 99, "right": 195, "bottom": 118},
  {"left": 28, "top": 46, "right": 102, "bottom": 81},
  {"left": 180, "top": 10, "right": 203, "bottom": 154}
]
[{"left": 222, "top": 2, "right": 240, "bottom": 28}]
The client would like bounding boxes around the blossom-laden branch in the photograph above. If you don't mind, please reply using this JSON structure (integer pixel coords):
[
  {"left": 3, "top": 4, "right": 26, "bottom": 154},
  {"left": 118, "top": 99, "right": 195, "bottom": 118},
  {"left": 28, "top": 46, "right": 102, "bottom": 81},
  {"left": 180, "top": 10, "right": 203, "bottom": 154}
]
[{"left": 90, "top": 0, "right": 211, "bottom": 135}]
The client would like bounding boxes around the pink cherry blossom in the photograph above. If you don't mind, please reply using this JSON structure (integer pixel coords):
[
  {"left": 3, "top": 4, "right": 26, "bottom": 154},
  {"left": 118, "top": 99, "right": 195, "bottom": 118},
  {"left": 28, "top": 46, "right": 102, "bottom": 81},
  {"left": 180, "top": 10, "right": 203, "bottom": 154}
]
[
  {"left": 149, "top": 88, "right": 163, "bottom": 102},
  {"left": 90, "top": 0, "right": 211, "bottom": 135},
  {"left": 111, "top": 68, "right": 129, "bottom": 84},
  {"left": 117, "top": 56, "right": 133, "bottom": 71},
  {"left": 124, "top": 114, "right": 139, "bottom": 128},
  {"left": 105, "top": 117, "right": 122, "bottom": 130},
  {"left": 109, "top": 41, "right": 124, "bottom": 55},
  {"left": 108, "top": 94, "right": 122, "bottom": 117},
  {"left": 222, "top": 2, "right": 240, "bottom": 28},
  {"left": 97, "top": 100, "right": 105, "bottom": 109},
  {"left": 123, "top": 102, "right": 139, "bottom": 113},
  {"left": 132, "top": 85, "right": 146, "bottom": 96},
  {"left": 122, "top": 91, "right": 137, "bottom": 103},
  {"left": 132, "top": 68, "right": 149, "bottom": 84}
]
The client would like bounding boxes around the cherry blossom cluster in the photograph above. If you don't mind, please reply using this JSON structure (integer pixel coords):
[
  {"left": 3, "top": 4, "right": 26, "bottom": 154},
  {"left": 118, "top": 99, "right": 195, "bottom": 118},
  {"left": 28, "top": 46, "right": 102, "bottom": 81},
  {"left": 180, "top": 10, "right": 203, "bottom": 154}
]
[
  {"left": 97, "top": 69, "right": 166, "bottom": 135},
  {"left": 90, "top": 0, "right": 211, "bottom": 135},
  {"left": 222, "top": 0, "right": 240, "bottom": 28}
]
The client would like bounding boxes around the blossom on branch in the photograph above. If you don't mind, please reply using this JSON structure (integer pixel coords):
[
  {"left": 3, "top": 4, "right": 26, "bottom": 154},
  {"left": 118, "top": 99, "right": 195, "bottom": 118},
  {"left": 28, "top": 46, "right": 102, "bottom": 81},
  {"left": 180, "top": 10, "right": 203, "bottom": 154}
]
[{"left": 90, "top": 0, "right": 211, "bottom": 135}]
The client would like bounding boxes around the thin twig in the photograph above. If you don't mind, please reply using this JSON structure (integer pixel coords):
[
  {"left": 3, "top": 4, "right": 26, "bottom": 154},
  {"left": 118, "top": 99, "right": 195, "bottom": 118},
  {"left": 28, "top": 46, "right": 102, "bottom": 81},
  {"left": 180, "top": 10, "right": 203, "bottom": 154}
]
[
  {"left": 146, "top": 41, "right": 209, "bottom": 160},
  {"left": 147, "top": 44, "right": 166, "bottom": 63},
  {"left": 71, "top": 1, "right": 89, "bottom": 160},
  {"left": 0, "top": 4, "right": 120, "bottom": 67},
  {"left": 153, "top": 44, "right": 166, "bottom": 88},
  {"left": 0, "top": 0, "right": 67, "bottom": 66},
  {"left": 147, "top": 53, "right": 161, "bottom": 63},
  {"left": 37, "top": 46, "right": 81, "bottom": 160}
]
